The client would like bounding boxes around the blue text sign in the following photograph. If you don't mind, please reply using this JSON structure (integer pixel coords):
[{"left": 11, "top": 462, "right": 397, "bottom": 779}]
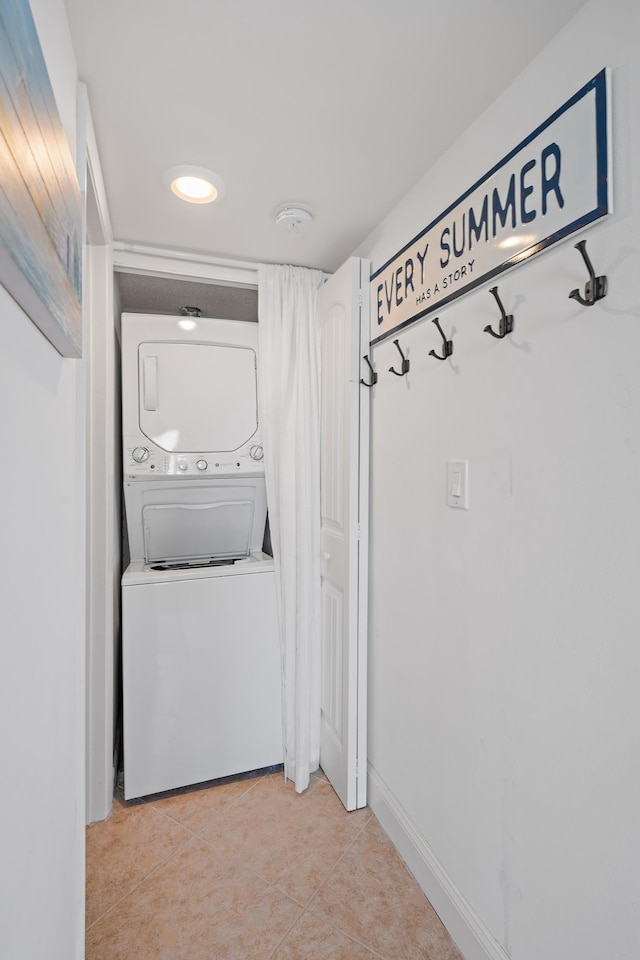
[{"left": 370, "top": 70, "right": 609, "bottom": 346}]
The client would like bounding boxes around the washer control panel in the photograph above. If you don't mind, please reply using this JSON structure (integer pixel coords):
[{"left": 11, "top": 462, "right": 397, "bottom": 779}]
[{"left": 124, "top": 436, "right": 265, "bottom": 478}]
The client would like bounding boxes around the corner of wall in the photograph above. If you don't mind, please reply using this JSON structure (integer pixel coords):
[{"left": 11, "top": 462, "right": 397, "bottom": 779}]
[{"left": 368, "top": 764, "right": 509, "bottom": 960}]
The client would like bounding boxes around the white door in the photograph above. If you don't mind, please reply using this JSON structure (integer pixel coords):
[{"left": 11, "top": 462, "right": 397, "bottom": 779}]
[{"left": 318, "top": 257, "right": 370, "bottom": 811}]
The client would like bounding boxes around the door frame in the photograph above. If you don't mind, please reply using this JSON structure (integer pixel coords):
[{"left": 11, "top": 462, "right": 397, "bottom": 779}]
[
  {"left": 356, "top": 261, "right": 370, "bottom": 810},
  {"left": 79, "top": 84, "right": 118, "bottom": 824}
]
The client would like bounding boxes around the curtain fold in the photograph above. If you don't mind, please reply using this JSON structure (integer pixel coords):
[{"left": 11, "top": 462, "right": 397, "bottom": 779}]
[{"left": 258, "top": 263, "right": 324, "bottom": 793}]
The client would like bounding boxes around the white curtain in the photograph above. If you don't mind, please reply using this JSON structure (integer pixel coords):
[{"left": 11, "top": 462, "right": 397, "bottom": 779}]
[{"left": 258, "top": 263, "right": 325, "bottom": 793}]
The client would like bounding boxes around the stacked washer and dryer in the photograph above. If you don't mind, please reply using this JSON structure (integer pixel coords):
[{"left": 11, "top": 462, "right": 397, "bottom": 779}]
[{"left": 121, "top": 312, "right": 283, "bottom": 800}]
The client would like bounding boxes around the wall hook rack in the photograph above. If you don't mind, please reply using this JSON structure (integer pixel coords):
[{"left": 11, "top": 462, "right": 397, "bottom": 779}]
[
  {"left": 568, "top": 239, "right": 607, "bottom": 306},
  {"left": 484, "top": 286, "right": 514, "bottom": 339},
  {"left": 360, "top": 354, "right": 378, "bottom": 387},
  {"left": 389, "top": 339, "right": 410, "bottom": 376},
  {"left": 429, "top": 317, "right": 453, "bottom": 360}
]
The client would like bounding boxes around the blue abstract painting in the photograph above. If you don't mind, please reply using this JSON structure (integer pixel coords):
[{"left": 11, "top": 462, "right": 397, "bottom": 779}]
[{"left": 0, "top": 0, "right": 82, "bottom": 357}]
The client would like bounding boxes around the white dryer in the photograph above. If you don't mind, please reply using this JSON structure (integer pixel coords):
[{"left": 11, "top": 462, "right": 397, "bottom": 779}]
[
  {"left": 121, "top": 313, "right": 265, "bottom": 479},
  {"left": 121, "top": 313, "right": 282, "bottom": 800}
]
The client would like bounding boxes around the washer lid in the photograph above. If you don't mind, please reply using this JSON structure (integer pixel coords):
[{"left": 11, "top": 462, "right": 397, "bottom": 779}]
[
  {"left": 124, "top": 476, "right": 268, "bottom": 564},
  {"left": 143, "top": 500, "right": 254, "bottom": 562}
]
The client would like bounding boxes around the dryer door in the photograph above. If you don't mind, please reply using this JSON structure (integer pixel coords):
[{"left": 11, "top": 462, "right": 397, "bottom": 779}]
[{"left": 138, "top": 341, "right": 258, "bottom": 453}]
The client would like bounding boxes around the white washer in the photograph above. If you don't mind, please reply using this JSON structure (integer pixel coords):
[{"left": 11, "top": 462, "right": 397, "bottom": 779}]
[
  {"left": 122, "top": 553, "right": 283, "bottom": 800},
  {"left": 121, "top": 313, "right": 282, "bottom": 800}
]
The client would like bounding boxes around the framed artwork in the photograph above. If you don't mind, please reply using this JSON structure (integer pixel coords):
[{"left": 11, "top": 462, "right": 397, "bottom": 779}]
[{"left": 0, "top": 0, "right": 82, "bottom": 358}]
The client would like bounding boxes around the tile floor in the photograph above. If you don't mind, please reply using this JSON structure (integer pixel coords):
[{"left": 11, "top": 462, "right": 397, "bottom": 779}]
[{"left": 86, "top": 767, "right": 462, "bottom": 960}]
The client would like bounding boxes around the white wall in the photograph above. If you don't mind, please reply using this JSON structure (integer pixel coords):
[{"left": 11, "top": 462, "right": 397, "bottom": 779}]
[
  {"left": 0, "top": 2, "right": 85, "bottom": 957},
  {"left": 355, "top": 2, "right": 640, "bottom": 959}
]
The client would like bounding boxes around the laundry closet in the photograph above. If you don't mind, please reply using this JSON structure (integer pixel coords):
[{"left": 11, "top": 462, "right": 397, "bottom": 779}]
[
  {"left": 92, "top": 253, "right": 369, "bottom": 815},
  {"left": 114, "top": 269, "right": 282, "bottom": 799}
]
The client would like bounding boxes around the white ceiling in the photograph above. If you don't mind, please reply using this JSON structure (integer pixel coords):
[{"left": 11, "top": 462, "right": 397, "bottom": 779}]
[{"left": 64, "top": 0, "right": 587, "bottom": 273}]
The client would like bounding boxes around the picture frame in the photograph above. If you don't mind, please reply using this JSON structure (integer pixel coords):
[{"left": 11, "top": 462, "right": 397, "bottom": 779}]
[{"left": 0, "top": 0, "right": 83, "bottom": 358}]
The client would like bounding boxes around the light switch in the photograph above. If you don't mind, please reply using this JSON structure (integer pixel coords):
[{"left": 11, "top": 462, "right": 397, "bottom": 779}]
[{"left": 447, "top": 460, "right": 468, "bottom": 509}]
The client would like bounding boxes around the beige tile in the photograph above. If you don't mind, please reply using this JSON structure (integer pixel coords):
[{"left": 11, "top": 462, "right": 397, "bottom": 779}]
[
  {"left": 86, "top": 837, "right": 302, "bottom": 960},
  {"left": 273, "top": 911, "right": 382, "bottom": 960},
  {"left": 198, "top": 772, "right": 371, "bottom": 905},
  {"left": 85, "top": 795, "right": 192, "bottom": 928},
  {"left": 148, "top": 771, "right": 263, "bottom": 835},
  {"left": 310, "top": 818, "right": 462, "bottom": 960}
]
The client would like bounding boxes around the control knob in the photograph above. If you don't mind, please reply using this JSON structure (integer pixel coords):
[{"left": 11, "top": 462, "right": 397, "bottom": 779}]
[
  {"left": 177, "top": 460, "right": 188, "bottom": 472},
  {"left": 249, "top": 444, "right": 264, "bottom": 461},
  {"left": 132, "top": 446, "right": 149, "bottom": 463},
  {"left": 196, "top": 459, "right": 208, "bottom": 471}
]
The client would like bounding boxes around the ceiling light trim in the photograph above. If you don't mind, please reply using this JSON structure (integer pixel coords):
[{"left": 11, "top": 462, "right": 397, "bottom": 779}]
[{"left": 163, "top": 165, "right": 226, "bottom": 204}]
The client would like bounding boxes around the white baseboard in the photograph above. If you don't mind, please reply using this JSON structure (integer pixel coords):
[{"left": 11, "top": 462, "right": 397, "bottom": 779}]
[{"left": 367, "top": 764, "right": 509, "bottom": 960}]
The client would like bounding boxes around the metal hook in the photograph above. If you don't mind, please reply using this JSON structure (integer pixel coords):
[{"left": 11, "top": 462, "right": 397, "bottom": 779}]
[
  {"left": 484, "top": 286, "right": 514, "bottom": 339},
  {"left": 389, "top": 339, "right": 410, "bottom": 376},
  {"left": 359, "top": 354, "right": 378, "bottom": 387},
  {"left": 568, "top": 239, "right": 607, "bottom": 307},
  {"left": 429, "top": 317, "right": 453, "bottom": 360}
]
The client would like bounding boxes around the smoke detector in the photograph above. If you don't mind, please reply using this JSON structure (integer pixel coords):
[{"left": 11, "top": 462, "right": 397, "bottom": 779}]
[{"left": 274, "top": 203, "right": 314, "bottom": 235}]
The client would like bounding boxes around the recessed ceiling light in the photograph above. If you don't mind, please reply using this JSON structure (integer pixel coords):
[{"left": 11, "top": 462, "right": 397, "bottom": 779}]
[{"left": 163, "top": 165, "right": 226, "bottom": 204}]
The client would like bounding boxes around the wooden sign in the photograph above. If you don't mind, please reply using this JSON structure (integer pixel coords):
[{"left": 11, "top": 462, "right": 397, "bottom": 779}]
[{"left": 371, "top": 70, "right": 609, "bottom": 346}]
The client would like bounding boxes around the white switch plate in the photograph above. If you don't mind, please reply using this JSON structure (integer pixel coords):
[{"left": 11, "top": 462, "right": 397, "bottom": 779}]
[{"left": 447, "top": 460, "right": 468, "bottom": 509}]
